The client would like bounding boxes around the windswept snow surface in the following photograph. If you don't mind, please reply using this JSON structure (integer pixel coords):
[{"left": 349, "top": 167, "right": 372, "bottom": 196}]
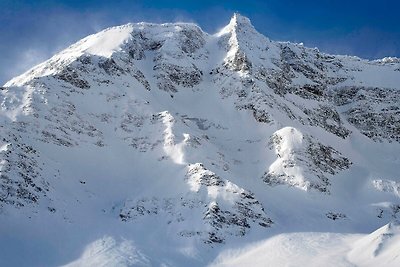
[
  {"left": 1, "top": 13, "right": 400, "bottom": 266},
  {"left": 211, "top": 222, "right": 400, "bottom": 267}
]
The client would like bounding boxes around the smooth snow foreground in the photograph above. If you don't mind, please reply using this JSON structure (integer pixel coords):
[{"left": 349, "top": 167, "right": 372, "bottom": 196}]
[
  {"left": 212, "top": 222, "right": 400, "bottom": 267},
  {"left": 62, "top": 222, "right": 400, "bottom": 267}
]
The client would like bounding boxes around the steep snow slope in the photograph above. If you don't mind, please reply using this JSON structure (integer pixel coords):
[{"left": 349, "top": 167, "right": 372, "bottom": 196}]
[{"left": 1, "top": 13, "right": 400, "bottom": 266}]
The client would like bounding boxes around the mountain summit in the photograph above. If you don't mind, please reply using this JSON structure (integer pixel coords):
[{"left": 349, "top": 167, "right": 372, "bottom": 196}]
[
  {"left": 220, "top": 12, "right": 258, "bottom": 34},
  {"left": 1, "top": 14, "right": 400, "bottom": 266}
]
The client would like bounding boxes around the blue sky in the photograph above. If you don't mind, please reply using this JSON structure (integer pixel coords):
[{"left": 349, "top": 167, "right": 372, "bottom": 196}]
[{"left": 1, "top": 0, "right": 399, "bottom": 84}]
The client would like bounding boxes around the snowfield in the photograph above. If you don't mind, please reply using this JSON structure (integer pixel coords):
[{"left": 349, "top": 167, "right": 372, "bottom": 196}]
[
  {"left": 212, "top": 222, "right": 400, "bottom": 267},
  {"left": 0, "top": 13, "right": 400, "bottom": 266}
]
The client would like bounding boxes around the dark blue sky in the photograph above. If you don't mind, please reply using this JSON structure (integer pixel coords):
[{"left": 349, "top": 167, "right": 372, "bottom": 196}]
[{"left": 1, "top": 0, "right": 399, "bottom": 84}]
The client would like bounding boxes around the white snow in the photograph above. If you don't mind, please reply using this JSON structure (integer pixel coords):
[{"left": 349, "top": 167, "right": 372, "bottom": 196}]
[
  {"left": 161, "top": 111, "right": 187, "bottom": 165},
  {"left": 81, "top": 25, "right": 134, "bottom": 57},
  {"left": 210, "top": 222, "right": 400, "bottom": 267},
  {"left": 61, "top": 236, "right": 150, "bottom": 267},
  {"left": 348, "top": 221, "right": 400, "bottom": 267},
  {"left": 267, "top": 127, "right": 310, "bottom": 190},
  {"left": 372, "top": 179, "right": 400, "bottom": 198},
  {"left": 0, "top": 13, "right": 400, "bottom": 267}
]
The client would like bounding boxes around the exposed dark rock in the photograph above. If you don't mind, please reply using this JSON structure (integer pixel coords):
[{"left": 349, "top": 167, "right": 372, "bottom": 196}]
[
  {"left": 0, "top": 134, "right": 48, "bottom": 207},
  {"left": 263, "top": 129, "right": 351, "bottom": 193},
  {"left": 98, "top": 58, "right": 125, "bottom": 75},
  {"left": 303, "top": 105, "right": 351, "bottom": 139},
  {"left": 56, "top": 67, "right": 90, "bottom": 89},
  {"left": 326, "top": 212, "right": 347, "bottom": 220},
  {"left": 154, "top": 63, "right": 203, "bottom": 92},
  {"left": 329, "top": 86, "right": 400, "bottom": 142}
]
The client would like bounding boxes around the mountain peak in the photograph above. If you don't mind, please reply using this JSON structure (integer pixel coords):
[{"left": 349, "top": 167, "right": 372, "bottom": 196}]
[
  {"left": 217, "top": 13, "right": 256, "bottom": 37},
  {"left": 231, "top": 12, "right": 253, "bottom": 28}
]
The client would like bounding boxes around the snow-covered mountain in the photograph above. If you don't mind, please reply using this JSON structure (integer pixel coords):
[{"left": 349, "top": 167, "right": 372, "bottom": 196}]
[{"left": 1, "top": 13, "right": 399, "bottom": 266}]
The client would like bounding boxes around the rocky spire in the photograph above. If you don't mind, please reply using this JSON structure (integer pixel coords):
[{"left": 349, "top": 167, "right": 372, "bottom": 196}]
[
  {"left": 230, "top": 12, "right": 254, "bottom": 29},
  {"left": 218, "top": 13, "right": 258, "bottom": 37}
]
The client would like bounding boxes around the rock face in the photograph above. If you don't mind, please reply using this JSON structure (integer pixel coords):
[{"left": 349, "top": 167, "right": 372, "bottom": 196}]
[
  {"left": 0, "top": 137, "right": 47, "bottom": 206},
  {"left": 0, "top": 13, "right": 400, "bottom": 266},
  {"left": 263, "top": 127, "right": 351, "bottom": 193},
  {"left": 119, "top": 163, "right": 272, "bottom": 244},
  {"left": 328, "top": 86, "right": 400, "bottom": 142}
]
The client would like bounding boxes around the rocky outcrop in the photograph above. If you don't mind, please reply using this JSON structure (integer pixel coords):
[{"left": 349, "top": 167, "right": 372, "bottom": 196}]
[
  {"left": 263, "top": 127, "right": 351, "bottom": 193},
  {"left": 119, "top": 163, "right": 272, "bottom": 244},
  {"left": 0, "top": 133, "right": 48, "bottom": 207},
  {"left": 329, "top": 86, "right": 400, "bottom": 142}
]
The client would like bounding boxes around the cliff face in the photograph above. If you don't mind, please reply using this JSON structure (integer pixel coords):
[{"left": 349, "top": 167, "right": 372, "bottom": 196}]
[{"left": 1, "top": 13, "right": 400, "bottom": 266}]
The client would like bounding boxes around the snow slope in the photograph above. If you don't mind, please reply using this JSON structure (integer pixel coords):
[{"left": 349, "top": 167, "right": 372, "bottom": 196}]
[
  {"left": 0, "top": 13, "right": 400, "bottom": 266},
  {"left": 211, "top": 221, "right": 400, "bottom": 267}
]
